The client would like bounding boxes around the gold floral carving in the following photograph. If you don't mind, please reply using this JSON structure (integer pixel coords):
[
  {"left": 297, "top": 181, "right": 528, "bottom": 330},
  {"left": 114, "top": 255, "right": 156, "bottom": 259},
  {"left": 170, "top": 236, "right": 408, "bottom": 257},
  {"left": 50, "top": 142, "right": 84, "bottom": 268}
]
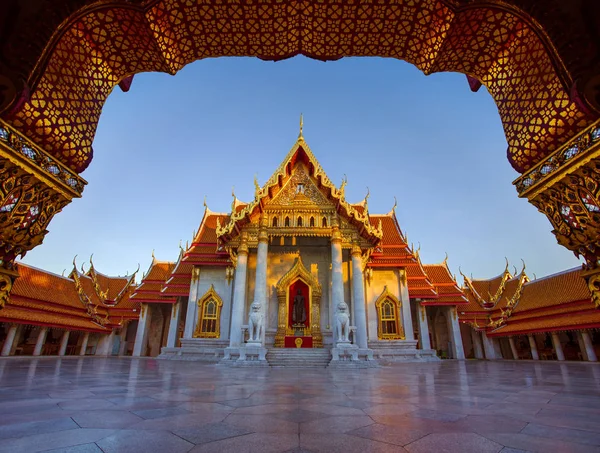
[
  {"left": 274, "top": 256, "right": 322, "bottom": 348},
  {"left": 0, "top": 120, "right": 87, "bottom": 308}
]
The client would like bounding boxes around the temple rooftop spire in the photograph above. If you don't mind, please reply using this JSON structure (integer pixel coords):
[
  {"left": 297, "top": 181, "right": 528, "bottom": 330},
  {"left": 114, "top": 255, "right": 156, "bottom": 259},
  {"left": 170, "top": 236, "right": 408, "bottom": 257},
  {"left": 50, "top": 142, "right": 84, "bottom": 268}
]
[{"left": 298, "top": 113, "right": 304, "bottom": 140}]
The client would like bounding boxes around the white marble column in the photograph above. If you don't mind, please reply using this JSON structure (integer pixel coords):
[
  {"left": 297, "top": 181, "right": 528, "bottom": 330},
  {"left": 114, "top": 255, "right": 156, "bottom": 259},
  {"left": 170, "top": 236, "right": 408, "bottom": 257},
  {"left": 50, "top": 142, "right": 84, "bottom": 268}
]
[
  {"left": 399, "top": 271, "right": 414, "bottom": 341},
  {"left": 118, "top": 326, "right": 128, "bottom": 356},
  {"left": 509, "top": 336, "right": 519, "bottom": 360},
  {"left": 96, "top": 332, "right": 111, "bottom": 356},
  {"left": 229, "top": 232, "right": 249, "bottom": 347},
  {"left": 471, "top": 329, "right": 484, "bottom": 359},
  {"left": 33, "top": 327, "right": 48, "bottom": 356},
  {"left": 445, "top": 306, "right": 465, "bottom": 360},
  {"left": 253, "top": 217, "right": 269, "bottom": 345},
  {"left": 133, "top": 304, "right": 152, "bottom": 357},
  {"left": 1, "top": 325, "right": 19, "bottom": 356},
  {"left": 580, "top": 331, "right": 598, "bottom": 362},
  {"left": 58, "top": 331, "right": 70, "bottom": 356},
  {"left": 482, "top": 332, "right": 497, "bottom": 360},
  {"left": 331, "top": 220, "right": 344, "bottom": 310},
  {"left": 79, "top": 332, "right": 90, "bottom": 356},
  {"left": 416, "top": 301, "right": 431, "bottom": 350},
  {"left": 551, "top": 332, "right": 565, "bottom": 361},
  {"left": 184, "top": 268, "right": 200, "bottom": 339},
  {"left": 350, "top": 242, "right": 368, "bottom": 349},
  {"left": 528, "top": 334, "right": 539, "bottom": 360},
  {"left": 166, "top": 300, "right": 181, "bottom": 348}
]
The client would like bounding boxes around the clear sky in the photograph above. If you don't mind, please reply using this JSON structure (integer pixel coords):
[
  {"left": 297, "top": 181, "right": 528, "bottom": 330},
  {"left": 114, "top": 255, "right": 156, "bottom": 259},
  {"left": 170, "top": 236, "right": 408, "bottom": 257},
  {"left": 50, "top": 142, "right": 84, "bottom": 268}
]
[{"left": 21, "top": 56, "right": 581, "bottom": 281}]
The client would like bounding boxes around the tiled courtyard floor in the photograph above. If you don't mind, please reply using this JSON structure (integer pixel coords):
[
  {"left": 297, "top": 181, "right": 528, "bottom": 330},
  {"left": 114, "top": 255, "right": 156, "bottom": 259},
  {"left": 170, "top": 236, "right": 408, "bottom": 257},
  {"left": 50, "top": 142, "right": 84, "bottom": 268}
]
[{"left": 0, "top": 358, "right": 599, "bottom": 452}]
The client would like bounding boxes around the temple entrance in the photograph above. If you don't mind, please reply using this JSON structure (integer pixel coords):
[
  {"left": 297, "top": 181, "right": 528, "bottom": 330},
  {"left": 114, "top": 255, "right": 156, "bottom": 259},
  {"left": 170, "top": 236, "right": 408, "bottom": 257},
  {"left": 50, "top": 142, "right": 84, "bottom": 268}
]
[
  {"left": 275, "top": 257, "right": 322, "bottom": 348},
  {"left": 286, "top": 279, "right": 312, "bottom": 348}
]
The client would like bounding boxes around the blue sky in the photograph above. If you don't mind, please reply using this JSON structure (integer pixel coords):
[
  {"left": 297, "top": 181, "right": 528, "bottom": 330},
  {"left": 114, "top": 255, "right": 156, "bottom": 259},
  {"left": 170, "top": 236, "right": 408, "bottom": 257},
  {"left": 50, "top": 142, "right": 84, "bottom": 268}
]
[{"left": 22, "top": 56, "right": 581, "bottom": 281}]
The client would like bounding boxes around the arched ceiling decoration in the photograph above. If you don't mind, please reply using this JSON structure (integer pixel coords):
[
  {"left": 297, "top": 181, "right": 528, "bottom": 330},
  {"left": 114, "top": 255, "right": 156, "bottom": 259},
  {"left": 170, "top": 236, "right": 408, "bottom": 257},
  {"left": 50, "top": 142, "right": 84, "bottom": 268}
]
[{"left": 0, "top": 0, "right": 598, "bottom": 173}]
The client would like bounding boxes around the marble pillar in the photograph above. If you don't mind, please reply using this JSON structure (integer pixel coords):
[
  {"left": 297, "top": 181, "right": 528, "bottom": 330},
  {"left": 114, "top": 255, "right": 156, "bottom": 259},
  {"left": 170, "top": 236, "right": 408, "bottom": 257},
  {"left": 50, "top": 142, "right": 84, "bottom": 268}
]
[
  {"left": 331, "top": 220, "right": 344, "bottom": 310},
  {"left": 399, "top": 271, "right": 414, "bottom": 341},
  {"left": 229, "top": 232, "right": 249, "bottom": 347},
  {"left": 1, "top": 325, "right": 18, "bottom": 356},
  {"left": 133, "top": 304, "right": 152, "bottom": 357},
  {"left": 509, "top": 336, "right": 519, "bottom": 360},
  {"left": 471, "top": 329, "right": 484, "bottom": 359},
  {"left": 445, "top": 306, "right": 465, "bottom": 360},
  {"left": 118, "top": 326, "right": 128, "bottom": 356},
  {"left": 551, "top": 332, "right": 565, "bottom": 361},
  {"left": 580, "top": 331, "right": 597, "bottom": 362},
  {"left": 96, "top": 331, "right": 115, "bottom": 356},
  {"left": 253, "top": 217, "right": 269, "bottom": 345},
  {"left": 416, "top": 301, "right": 431, "bottom": 350},
  {"left": 79, "top": 332, "right": 90, "bottom": 356},
  {"left": 528, "top": 334, "right": 539, "bottom": 360},
  {"left": 482, "top": 332, "right": 497, "bottom": 360},
  {"left": 33, "top": 327, "right": 48, "bottom": 356},
  {"left": 166, "top": 300, "right": 181, "bottom": 348},
  {"left": 350, "top": 243, "right": 368, "bottom": 348},
  {"left": 183, "top": 268, "right": 200, "bottom": 339},
  {"left": 58, "top": 331, "right": 70, "bottom": 356}
]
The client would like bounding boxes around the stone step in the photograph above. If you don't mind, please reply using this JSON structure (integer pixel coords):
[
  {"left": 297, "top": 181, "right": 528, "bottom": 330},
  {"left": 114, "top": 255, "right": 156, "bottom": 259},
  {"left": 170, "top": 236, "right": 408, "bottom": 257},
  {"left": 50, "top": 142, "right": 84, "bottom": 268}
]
[{"left": 267, "top": 349, "right": 332, "bottom": 367}]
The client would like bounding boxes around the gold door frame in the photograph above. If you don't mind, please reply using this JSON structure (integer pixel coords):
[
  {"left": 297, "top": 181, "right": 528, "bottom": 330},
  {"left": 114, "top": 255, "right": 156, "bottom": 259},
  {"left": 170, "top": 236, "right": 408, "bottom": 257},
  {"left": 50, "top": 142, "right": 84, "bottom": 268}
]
[{"left": 274, "top": 256, "right": 322, "bottom": 347}]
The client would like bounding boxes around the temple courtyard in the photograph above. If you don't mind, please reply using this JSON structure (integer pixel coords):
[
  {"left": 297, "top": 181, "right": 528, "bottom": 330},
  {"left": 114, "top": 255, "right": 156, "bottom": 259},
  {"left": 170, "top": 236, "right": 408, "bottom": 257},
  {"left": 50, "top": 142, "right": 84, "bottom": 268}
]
[{"left": 0, "top": 359, "right": 598, "bottom": 452}]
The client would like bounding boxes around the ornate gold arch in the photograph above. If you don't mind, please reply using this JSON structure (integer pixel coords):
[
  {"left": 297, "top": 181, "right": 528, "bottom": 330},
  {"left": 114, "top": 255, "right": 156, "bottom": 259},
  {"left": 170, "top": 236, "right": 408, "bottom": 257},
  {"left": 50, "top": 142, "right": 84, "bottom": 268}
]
[
  {"left": 375, "top": 286, "right": 405, "bottom": 340},
  {"left": 274, "top": 256, "right": 322, "bottom": 347},
  {"left": 193, "top": 284, "right": 223, "bottom": 339}
]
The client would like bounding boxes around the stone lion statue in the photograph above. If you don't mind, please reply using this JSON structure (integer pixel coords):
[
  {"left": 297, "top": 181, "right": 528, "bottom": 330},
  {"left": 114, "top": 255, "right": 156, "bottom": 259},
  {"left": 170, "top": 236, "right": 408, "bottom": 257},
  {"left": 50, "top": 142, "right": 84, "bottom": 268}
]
[
  {"left": 335, "top": 301, "right": 350, "bottom": 342},
  {"left": 248, "top": 302, "right": 263, "bottom": 342}
]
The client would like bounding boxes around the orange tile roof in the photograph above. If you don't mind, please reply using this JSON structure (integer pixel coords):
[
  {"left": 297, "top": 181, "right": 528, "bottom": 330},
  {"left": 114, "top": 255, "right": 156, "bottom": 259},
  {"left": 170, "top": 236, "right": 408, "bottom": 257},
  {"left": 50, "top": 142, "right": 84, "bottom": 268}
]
[
  {"left": 130, "top": 259, "right": 177, "bottom": 303},
  {"left": 422, "top": 263, "right": 468, "bottom": 305},
  {"left": 459, "top": 266, "right": 596, "bottom": 336},
  {"left": 3, "top": 264, "right": 110, "bottom": 332}
]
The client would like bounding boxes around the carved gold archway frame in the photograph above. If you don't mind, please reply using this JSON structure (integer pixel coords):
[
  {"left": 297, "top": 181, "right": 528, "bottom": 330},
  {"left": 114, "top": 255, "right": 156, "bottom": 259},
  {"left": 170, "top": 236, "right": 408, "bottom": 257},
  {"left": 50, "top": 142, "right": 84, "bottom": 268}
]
[
  {"left": 274, "top": 256, "right": 322, "bottom": 348},
  {"left": 193, "top": 284, "right": 223, "bottom": 339},
  {"left": 375, "top": 286, "right": 405, "bottom": 340}
]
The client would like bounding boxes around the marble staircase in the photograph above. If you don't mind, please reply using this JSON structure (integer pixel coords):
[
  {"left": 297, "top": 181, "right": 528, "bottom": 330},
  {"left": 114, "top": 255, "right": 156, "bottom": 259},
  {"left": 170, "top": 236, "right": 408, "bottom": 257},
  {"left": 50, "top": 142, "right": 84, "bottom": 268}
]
[{"left": 266, "top": 348, "right": 331, "bottom": 367}]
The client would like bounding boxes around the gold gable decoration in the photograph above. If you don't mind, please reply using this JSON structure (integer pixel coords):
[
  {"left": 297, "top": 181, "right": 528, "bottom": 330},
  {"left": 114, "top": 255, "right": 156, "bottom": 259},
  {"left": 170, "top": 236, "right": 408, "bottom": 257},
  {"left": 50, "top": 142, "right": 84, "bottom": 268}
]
[
  {"left": 274, "top": 256, "right": 322, "bottom": 347},
  {"left": 216, "top": 136, "right": 383, "bottom": 243}
]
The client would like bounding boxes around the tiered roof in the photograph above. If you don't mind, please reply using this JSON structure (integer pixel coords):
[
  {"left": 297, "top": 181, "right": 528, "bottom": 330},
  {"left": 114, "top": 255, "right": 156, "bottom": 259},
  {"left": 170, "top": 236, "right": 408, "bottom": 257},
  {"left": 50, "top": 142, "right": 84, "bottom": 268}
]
[
  {"left": 1, "top": 259, "right": 140, "bottom": 332},
  {"left": 130, "top": 256, "right": 176, "bottom": 304},
  {"left": 487, "top": 267, "right": 599, "bottom": 336},
  {"left": 457, "top": 263, "right": 597, "bottom": 335},
  {"left": 422, "top": 259, "right": 468, "bottom": 306}
]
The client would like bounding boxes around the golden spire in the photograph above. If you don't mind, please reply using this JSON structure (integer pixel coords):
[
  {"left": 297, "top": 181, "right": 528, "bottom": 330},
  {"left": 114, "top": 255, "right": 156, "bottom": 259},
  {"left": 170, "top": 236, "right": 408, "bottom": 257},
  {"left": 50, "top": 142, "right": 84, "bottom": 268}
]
[
  {"left": 231, "top": 186, "right": 236, "bottom": 212},
  {"left": 392, "top": 196, "right": 397, "bottom": 214},
  {"left": 298, "top": 113, "right": 304, "bottom": 139}
]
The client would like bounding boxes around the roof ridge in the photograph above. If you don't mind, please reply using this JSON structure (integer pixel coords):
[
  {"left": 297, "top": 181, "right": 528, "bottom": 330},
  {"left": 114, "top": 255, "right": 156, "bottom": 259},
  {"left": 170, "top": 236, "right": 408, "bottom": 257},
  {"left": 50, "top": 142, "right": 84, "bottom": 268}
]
[
  {"left": 16, "top": 261, "right": 75, "bottom": 282},
  {"left": 523, "top": 266, "right": 581, "bottom": 284}
]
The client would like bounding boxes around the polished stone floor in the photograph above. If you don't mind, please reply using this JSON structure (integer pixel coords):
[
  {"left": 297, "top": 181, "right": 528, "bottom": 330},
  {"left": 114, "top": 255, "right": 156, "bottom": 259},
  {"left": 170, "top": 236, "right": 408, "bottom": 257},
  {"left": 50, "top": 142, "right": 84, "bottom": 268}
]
[{"left": 0, "top": 358, "right": 599, "bottom": 452}]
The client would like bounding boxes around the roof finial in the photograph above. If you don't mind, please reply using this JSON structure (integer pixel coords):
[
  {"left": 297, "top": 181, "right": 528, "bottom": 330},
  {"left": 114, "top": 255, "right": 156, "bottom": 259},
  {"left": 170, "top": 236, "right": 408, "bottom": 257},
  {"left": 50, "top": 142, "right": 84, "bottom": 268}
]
[
  {"left": 151, "top": 249, "right": 155, "bottom": 262},
  {"left": 254, "top": 174, "right": 261, "bottom": 198},
  {"left": 299, "top": 113, "right": 304, "bottom": 139},
  {"left": 339, "top": 175, "right": 347, "bottom": 198},
  {"left": 443, "top": 252, "right": 448, "bottom": 265},
  {"left": 364, "top": 187, "right": 370, "bottom": 214},
  {"left": 392, "top": 196, "right": 397, "bottom": 214},
  {"left": 231, "top": 186, "right": 236, "bottom": 212},
  {"left": 203, "top": 195, "right": 207, "bottom": 210}
]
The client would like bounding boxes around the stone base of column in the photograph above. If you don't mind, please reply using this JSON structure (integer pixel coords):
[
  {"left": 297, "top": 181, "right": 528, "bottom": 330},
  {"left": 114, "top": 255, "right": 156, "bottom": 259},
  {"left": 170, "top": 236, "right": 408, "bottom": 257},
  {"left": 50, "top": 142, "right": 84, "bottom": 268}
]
[
  {"left": 220, "top": 346, "right": 269, "bottom": 367},
  {"left": 329, "top": 343, "right": 378, "bottom": 368},
  {"left": 368, "top": 340, "right": 440, "bottom": 362},
  {"left": 158, "top": 338, "right": 228, "bottom": 362}
]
